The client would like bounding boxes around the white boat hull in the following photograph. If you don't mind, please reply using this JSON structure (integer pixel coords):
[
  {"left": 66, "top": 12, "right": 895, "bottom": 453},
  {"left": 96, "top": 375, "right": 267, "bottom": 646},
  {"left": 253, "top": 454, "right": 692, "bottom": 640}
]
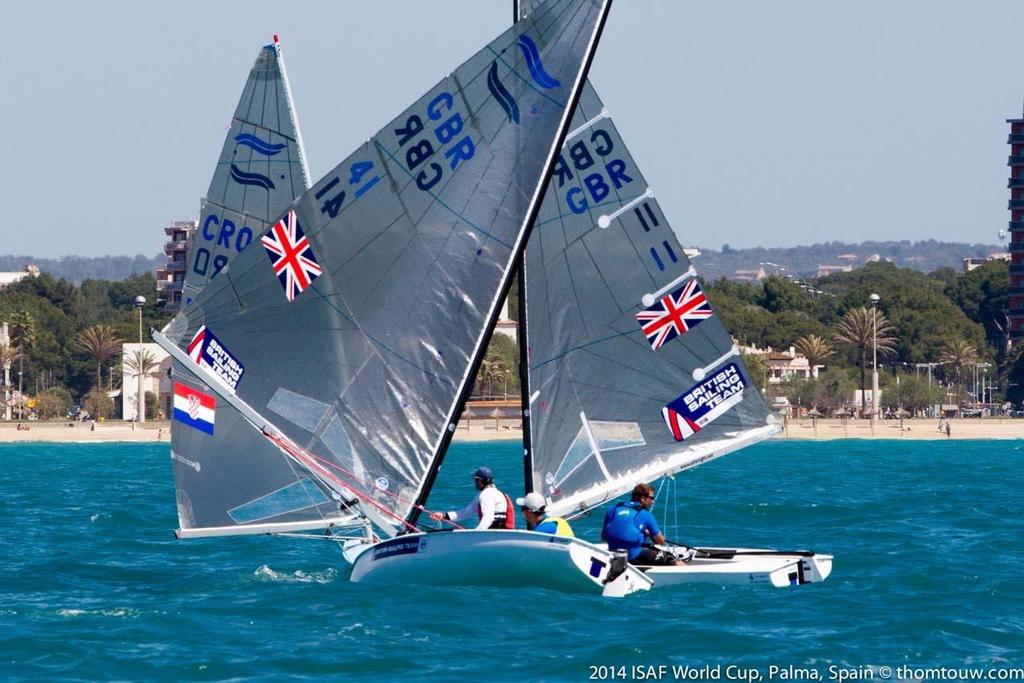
[
  {"left": 346, "top": 530, "right": 653, "bottom": 597},
  {"left": 644, "top": 547, "right": 833, "bottom": 588}
]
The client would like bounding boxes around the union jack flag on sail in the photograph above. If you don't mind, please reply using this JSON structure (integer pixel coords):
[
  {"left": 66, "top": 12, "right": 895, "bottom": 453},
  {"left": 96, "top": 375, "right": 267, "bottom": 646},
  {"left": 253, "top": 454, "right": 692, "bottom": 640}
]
[
  {"left": 635, "top": 279, "right": 713, "bottom": 351},
  {"left": 261, "top": 209, "right": 322, "bottom": 302}
]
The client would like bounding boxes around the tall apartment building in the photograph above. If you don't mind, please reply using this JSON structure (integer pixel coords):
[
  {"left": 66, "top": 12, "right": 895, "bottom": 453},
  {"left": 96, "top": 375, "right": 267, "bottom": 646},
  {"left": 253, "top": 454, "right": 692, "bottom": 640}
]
[
  {"left": 1009, "top": 110, "right": 1024, "bottom": 340},
  {"left": 155, "top": 220, "right": 196, "bottom": 313}
]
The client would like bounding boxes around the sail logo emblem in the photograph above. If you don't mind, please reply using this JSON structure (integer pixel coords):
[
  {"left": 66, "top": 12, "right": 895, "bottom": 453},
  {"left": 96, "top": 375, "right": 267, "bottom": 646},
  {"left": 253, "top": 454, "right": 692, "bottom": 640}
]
[
  {"left": 662, "top": 363, "right": 746, "bottom": 441},
  {"left": 635, "top": 279, "right": 713, "bottom": 351},
  {"left": 488, "top": 61, "right": 519, "bottom": 124},
  {"left": 261, "top": 209, "right": 322, "bottom": 302},
  {"left": 229, "top": 164, "right": 276, "bottom": 191},
  {"left": 173, "top": 383, "right": 216, "bottom": 435},
  {"left": 517, "top": 34, "right": 561, "bottom": 90},
  {"left": 188, "top": 326, "right": 245, "bottom": 391},
  {"left": 234, "top": 133, "right": 286, "bottom": 156}
]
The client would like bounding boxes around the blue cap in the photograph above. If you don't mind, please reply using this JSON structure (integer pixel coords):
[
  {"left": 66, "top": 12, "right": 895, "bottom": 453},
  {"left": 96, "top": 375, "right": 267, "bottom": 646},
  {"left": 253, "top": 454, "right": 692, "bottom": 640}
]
[{"left": 473, "top": 466, "right": 494, "bottom": 482}]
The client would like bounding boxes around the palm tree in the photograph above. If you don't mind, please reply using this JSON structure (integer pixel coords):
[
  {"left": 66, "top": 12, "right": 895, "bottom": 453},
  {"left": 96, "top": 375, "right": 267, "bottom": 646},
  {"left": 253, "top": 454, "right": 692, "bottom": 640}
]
[
  {"left": 9, "top": 311, "right": 35, "bottom": 419},
  {"left": 0, "top": 343, "right": 16, "bottom": 421},
  {"left": 833, "top": 307, "right": 897, "bottom": 416},
  {"left": 75, "top": 325, "right": 122, "bottom": 394},
  {"left": 794, "top": 334, "right": 834, "bottom": 375},
  {"left": 938, "top": 339, "right": 978, "bottom": 416},
  {"left": 125, "top": 348, "right": 160, "bottom": 422}
]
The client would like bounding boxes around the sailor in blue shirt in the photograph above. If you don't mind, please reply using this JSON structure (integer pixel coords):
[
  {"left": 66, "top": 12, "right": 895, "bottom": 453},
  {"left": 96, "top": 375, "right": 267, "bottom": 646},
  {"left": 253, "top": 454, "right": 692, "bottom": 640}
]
[{"left": 601, "top": 483, "right": 682, "bottom": 566}]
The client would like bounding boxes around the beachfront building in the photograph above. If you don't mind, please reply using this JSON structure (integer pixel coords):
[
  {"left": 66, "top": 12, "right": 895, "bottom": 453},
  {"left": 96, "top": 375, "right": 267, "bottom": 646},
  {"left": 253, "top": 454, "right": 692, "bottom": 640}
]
[
  {"left": 0, "top": 265, "right": 40, "bottom": 288},
  {"left": 739, "top": 344, "right": 822, "bottom": 384},
  {"left": 155, "top": 220, "right": 197, "bottom": 314},
  {"left": 120, "top": 343, "right": 171, "bottom": 422},
  {"left": 1008, "top": 106, "right": 1024, "bottom": 340},
  {"left": 494, "top": 297, "right": 517, "bottom": 342}
]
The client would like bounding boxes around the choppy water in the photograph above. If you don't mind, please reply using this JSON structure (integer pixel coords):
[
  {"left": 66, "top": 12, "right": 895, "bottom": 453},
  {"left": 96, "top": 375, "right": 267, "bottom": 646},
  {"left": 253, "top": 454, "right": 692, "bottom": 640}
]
[{"left": 1, "top": 439, "right": 1021, "bottom": 681}]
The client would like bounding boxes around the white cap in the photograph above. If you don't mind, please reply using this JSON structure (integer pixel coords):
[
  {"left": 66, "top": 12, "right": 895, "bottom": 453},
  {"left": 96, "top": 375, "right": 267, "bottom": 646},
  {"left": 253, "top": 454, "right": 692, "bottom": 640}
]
[{"left": 515, "top": 492, "right": 546, "bottom": 512}]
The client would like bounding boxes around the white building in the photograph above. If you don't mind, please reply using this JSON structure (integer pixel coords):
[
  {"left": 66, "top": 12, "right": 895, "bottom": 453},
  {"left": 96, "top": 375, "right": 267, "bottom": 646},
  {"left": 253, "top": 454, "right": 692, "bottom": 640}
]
[
  {"left": 0, "top": 264, "right": 40, "bottom": 288},
  {"left": 121, "top": 343, "right": 172, "bottom": 421}
]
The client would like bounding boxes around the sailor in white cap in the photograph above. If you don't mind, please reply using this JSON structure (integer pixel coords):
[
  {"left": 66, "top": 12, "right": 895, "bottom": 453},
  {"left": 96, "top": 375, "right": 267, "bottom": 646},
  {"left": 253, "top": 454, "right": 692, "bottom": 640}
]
[{"left": 516, "top": 491, "right": 574, "bottom": 537}]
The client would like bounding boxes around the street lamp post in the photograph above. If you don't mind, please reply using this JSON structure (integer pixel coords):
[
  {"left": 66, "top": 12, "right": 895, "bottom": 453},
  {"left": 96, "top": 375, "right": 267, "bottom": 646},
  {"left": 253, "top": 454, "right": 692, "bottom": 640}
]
[
  {"left": 870, "top": 293, "right": 880, "bottom": 424},
  {"left": 134, "top": 295, "right": 146, "bottom": 423}
]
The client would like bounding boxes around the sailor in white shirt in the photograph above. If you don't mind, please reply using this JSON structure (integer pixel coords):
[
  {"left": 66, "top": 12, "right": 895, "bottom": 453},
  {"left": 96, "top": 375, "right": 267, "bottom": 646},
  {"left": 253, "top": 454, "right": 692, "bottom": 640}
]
[{"left": 433, "top": 467, "right": 515, "bottom": 530}]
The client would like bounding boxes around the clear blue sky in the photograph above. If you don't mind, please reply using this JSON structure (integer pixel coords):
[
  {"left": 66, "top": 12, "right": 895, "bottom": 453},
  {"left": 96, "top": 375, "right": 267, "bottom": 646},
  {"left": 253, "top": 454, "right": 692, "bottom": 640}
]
[{"left": 2, "top": 1, "right": 1022, "bottom": 258}]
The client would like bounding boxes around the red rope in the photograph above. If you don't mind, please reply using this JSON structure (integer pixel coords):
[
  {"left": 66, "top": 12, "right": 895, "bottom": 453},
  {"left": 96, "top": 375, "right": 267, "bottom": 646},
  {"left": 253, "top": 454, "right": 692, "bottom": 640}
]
[
  {"left": 262, "top": 431, "right": 425, "bottom": 534},
  {"left": 264, "top": 431, "right": 466, "bottom": 531}
]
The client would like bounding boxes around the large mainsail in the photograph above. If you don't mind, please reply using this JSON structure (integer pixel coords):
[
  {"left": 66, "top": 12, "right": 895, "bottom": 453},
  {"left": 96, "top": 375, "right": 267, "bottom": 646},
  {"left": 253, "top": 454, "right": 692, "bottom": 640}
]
[
  {"left": 169, "top": 38, "right": 342, "bottom": 539},
  {"left": 158, "top": 0, "right": 613, "bottom": 537},
  {"left": 521, "top": 67, "right": 778, "bottom": 519},
  {"left": 182, "top": 36, "right": 310, "bottom": 307}
]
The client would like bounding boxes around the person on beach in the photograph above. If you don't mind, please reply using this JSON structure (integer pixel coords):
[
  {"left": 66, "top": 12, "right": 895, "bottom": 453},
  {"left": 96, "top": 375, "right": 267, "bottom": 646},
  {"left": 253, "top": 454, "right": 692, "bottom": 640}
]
[
  {"left": 517, "top": 491, "right": 574, "bottom": 537},
  {"left": 601, "top": 483, "right": 682, "bottom": 566},
  {"left": 946, "top": 422, "right": 951, "bottom": 438},
  {"left": 431, "top": 466, "right": 516, "bottom": 530}
]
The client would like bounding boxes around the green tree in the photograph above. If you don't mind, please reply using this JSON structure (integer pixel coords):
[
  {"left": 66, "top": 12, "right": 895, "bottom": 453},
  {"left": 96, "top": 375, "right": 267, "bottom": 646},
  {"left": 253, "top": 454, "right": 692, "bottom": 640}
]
[
  {"left": 944, "top": 261, "right": 1009, "bottom": 358},
  {"left": 83, "top": 386, "right": 114, "bottom": 420},
  {"left": 833, "top": 307, "right": 897, "bottom": 416},
  {"left": 938, "top": 339, "right": 978, "bottom": 415},
  {"left": 35, "top": 386, "right": 72, "bottom": 419},
  {"left": 794, "top": 334, "right": 834, "bottom": 372},
  {"left": 124, "top": 348, "right": 160, "bottom": 421},
  {"left": 74, "top": 325, "right": 122, "bottom": 394},
  {"left": 9, "top": 311, "right": 35, "bottom": 418},
  {"left": 741, "top": 352, "right": 769, "bottom": 397},
  {"left": 880, "top": 375, "right": 943, "bottom": 416}
]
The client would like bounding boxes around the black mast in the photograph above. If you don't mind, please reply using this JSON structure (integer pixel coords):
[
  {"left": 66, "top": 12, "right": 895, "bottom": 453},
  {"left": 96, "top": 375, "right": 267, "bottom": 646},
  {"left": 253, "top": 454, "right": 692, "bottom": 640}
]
[{"left": 512, "top": 0, "right": 535, "bottom": 496}]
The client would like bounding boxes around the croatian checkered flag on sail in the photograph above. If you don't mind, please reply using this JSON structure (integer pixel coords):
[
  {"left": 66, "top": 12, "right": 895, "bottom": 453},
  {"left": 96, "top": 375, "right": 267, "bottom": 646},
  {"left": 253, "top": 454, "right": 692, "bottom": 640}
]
[
  {"left": 635, "top": 279, "right": 713, "bottom": 351},
  {"left": 261, "top": 209, "right": 322, "bottom": 302}
]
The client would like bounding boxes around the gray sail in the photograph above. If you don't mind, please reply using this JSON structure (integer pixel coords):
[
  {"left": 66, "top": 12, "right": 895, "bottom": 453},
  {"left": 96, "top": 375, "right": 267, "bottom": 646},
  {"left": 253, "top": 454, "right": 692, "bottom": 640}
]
[
  {"left": 168, "top": 38, "right": 335, "bottom": 538},
  {"left": 170, "top": 363, "right": 356, "bottom": 538},
  {"left": 523, "top": 82, "right": 778, "bottom": 519},
  {"left": 182, "top": 36, "right": 310, "bottom": 308},
  {"left": 158, "top": 0, "right": 613, "bottom": 537}
]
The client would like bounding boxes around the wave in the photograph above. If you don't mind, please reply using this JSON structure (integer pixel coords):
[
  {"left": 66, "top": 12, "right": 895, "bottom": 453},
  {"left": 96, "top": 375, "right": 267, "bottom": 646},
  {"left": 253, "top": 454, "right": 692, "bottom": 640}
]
[
  {"left": 517, "top": 34, "right": 561, "bottom": 90},
  {"left": 251, "top": 564, "right": 338, "bottom": 584}
]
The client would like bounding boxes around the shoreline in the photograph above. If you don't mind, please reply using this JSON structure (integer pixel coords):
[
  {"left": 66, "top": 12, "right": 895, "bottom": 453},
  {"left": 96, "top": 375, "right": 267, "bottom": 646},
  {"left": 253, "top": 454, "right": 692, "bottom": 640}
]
[{"left": 0, "top": 417, "right": 1020, "bottom": 444}]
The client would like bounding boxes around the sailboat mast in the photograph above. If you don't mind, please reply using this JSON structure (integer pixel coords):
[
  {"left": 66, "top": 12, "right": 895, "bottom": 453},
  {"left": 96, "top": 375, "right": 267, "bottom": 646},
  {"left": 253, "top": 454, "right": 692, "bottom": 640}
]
[
  {"left": 405, "top": 0, "right": 614, "bottom": 529},
  {"left": 516, "top": 266, "right": 534, "bottom": 494},
  {"left": 512, "top": 0, "right": 535, "bottom": 496}
]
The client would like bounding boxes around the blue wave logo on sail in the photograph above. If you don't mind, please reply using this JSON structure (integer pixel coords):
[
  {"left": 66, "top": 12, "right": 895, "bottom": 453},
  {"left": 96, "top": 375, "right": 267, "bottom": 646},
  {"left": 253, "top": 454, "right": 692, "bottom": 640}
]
[
  {"left": 234, "top": 133, "right": 286, "bottom": 156},
  {"left": 487, "top": 61, "right": 519, "bottom": 124},
  {"left": 229, "top": 164, "right": 276, "bottom": 190},
  {"left": 517, "top": 34, "right": 561, "bottom": 89}
]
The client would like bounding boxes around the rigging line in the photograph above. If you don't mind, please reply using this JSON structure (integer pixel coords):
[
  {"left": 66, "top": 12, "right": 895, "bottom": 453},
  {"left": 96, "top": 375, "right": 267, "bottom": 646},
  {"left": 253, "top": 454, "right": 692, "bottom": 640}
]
[
  {"left": 263, "top": 432, "right": 423, "bottom": 534},
  {"left": 263, "top": 432, "right": 465, "bottom": 530}
]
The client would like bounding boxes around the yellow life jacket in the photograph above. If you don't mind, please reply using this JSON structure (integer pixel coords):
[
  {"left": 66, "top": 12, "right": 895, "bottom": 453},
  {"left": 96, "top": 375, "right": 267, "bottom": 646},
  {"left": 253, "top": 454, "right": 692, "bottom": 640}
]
[{"left": 539, "top": 515, "right": 574, "bottom": 538}]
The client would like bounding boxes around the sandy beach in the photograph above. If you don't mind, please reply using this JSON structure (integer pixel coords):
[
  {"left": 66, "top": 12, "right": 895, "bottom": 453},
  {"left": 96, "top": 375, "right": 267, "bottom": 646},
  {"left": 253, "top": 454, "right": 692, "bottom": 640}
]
[{"left": 0, "top": 416, "right": 1021, "bottom": 443}]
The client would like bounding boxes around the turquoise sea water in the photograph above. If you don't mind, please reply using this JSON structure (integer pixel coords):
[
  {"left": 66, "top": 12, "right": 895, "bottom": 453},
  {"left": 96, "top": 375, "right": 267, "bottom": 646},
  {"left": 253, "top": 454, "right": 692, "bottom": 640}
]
[{"left": 1, "top": 439, "right": 1022, "bottom": 681}]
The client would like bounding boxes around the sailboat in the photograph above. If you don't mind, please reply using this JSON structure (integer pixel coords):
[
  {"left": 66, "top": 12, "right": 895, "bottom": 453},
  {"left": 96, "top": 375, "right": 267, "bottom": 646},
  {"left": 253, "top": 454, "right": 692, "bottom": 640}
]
[
  {"left": 346, "top": 0, "right": 832, "bottom": 592},
  {"left": 510, "top": 0, "right": 833, "bottom": 588},
  {"left": 157, "top": 0, "right": 646, "bottom": 593},
  {"left": 169, "top": 36, "right": 362, "bottom": 539}
]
